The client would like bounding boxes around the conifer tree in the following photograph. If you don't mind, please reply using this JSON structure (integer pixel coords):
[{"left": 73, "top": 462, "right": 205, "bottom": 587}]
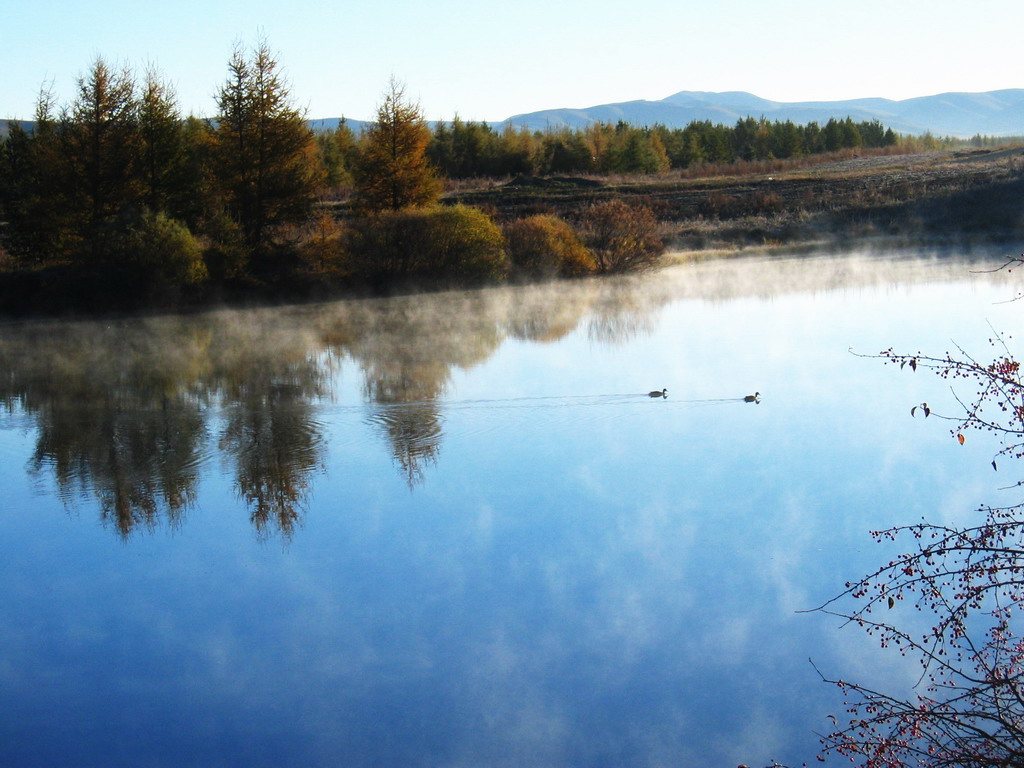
[
  {"left": 1, "top": 85, "right": 88, "bottom": 264},
  {"left": 64, "top": 58, "right": 140, "bottom": 263},
  {"left": 316, "top": 120, "right": 359, "bottom": 191},
  {"left": 137, "top": 66, "right": 188, "bottom": 219},
  {"left": 353, "top": 78, "right": 441, "bottom": 214},
  {"left": 211, "top": 38, "right": 323, "bottom": 255}
]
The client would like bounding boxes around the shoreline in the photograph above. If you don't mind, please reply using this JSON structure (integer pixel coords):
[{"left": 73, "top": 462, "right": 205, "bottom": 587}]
[{"left": 3, "top": 147, "right": 1023, "bottom": 322}]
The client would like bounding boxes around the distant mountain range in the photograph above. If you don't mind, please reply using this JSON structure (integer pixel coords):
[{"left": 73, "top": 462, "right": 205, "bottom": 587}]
[
  {"left": 497, "top": 89, "right": 1024, "bottom": 138},
  {"left": 6, "top": 89, "right": 1024, "bottom": 138},
  {"left": 314, "top": 90, "right": 1024, "bottom": 139}
]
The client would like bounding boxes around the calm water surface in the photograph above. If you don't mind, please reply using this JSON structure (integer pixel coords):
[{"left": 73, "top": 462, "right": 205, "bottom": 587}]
[{"left": 2, "top": 249, "right": 1023, "bottom": 767}]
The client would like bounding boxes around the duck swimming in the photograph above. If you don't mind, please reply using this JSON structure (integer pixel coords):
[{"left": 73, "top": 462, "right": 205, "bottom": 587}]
[
  {"left": 743, "top": 392, "right": 761, "bottom": 403},
  {"left": 649, "top": 388, "right": 667, "bottom": 398}
]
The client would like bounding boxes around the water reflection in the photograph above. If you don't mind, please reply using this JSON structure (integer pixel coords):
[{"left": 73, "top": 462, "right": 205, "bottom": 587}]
[
  {"left": 0, "top": 316, "right": 332, "bottom": 537},
  {"left": 0, "top": 248, "right": 1017, "bottom": 537},
  {"left": 31, "top": 394, "right": 204, "bottom": 535},
  {"left": 4, "top": 248, "right": 1024, "bottom": 768},
  {"left": 219, "top": 392, "right": 324, "bottom": 537},
  {"left": 1, "top": 322, "right": 209, "bottom": 535},
  {"left": 333, "top": 294, "right": 504, "bottom": 486},
  {"left": 503, "top": 284, "right": 590, "bottom": 342}
]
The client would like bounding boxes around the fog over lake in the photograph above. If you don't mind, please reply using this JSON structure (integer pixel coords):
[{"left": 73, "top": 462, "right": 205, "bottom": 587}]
[{"left": 2, "top": 249, "right": 1023, "bottom": 768}]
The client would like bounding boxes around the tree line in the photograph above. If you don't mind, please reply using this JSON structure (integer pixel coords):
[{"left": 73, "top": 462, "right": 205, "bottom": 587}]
[
  {"left": 422, "top": 115, "right": 898, "bottom": 179},
  {"left": 0, "top": 42, "right": 673, "bottom": 311},
  {"left": 0, "top": 41, "right": 325, "bottom": 306},
  {"left": 0, "top": 39, "right": 900, "bottom": 312}
]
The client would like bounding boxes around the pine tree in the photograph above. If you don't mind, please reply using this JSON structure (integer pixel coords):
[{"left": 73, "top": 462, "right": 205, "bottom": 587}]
[{"left": 316, "top": 120, "right": 359, "bottom": 191}]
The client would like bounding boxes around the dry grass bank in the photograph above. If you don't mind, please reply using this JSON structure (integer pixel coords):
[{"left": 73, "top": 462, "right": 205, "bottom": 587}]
[{"left": 447, "top": 146, "right": 1024, "bottom": 252}]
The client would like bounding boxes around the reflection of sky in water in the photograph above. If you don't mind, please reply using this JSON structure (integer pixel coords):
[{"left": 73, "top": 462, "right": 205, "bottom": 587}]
[{"left": 2, "top": 250, "right": 1024, "bottom": 767}]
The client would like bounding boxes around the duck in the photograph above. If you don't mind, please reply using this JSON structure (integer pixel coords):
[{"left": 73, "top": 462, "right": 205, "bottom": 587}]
[
  {"left": 649, "top": 388, "right": 668, "bottom": 398},
  {"left": 743, "top": 392, "right": 761, "bottom": 403}
]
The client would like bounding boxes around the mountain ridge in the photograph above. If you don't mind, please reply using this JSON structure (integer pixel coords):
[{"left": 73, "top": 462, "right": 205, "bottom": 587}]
[{"left": 502, "top": 89, "right": 1024, "bottom": 138}]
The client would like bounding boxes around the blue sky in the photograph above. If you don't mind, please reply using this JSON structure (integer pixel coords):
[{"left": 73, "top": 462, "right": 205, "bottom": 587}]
[{"left": 3, "top": 0, "right": 1021, "bottom": 122}]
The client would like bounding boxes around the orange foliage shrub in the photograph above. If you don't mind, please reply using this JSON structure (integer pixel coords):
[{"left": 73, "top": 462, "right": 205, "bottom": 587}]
[
  {"left": 503, "top": 214, "right": 596, "bottom": 280},
  {"left": 580, "top": 200, "right": 664, "bottom": 273}
]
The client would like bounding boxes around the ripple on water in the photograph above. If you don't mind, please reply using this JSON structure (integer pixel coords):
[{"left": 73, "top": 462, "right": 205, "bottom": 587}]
[
  {"left": 350, "top": 392, "right": 755, "bottom": 443},
  {"left": 0, "top": 415, "right": 37, "bottom": 456}
]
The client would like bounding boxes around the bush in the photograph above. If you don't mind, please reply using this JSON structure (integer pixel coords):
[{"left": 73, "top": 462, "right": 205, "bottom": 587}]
[
  {"left": 504, "top": 214, "right": 596, "bottom": 280},
  {"left": 423, "top": 205, "right": 507, "bottom": 284},
  {"left": 350, "top": 205, "right": 507, "bottom": 286},
  {"left": 112, "top": 211, "right": 208, "bottom": 299},
  {"left": 196, "top": 209, "right": 249, "bottom": 284},
  {"left": 580, "top": 200, "right": 664, "bottom": 273}
]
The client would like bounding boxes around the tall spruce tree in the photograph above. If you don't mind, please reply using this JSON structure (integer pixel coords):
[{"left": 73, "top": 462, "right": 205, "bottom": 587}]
[
  {"left": 64, "top": 58, "right": 140, "bottom": 264},
  {"left": 137, "top": 66, "right": 188, "bottom": 219},
  {"left": 211, "top": 38, "right": 322, "bottom": 256}
]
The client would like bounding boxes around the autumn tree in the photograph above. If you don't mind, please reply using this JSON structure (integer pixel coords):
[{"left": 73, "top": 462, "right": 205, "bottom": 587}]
[
  {"left": 504, "top": 214, "right": 595, "bottom": 280},
  {"left": 210, "top": 38, "right": 323, "bottom": 257},
  {"left": 348, "top": 204, "right": 505, "bottom": 284},
  {"left": 813, "top": 264, "right": 1024, "bottom": 768},
  {"left": 353, "top": 78, "right": 441, "bottom": 214}
]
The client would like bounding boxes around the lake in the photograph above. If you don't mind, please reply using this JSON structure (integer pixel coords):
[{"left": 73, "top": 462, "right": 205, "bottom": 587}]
[{"left": 2, "top": 248, "right": 1023, "bottom": 768}]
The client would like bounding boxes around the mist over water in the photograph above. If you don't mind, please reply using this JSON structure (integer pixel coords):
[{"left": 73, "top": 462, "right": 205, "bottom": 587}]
[{"left": 2, "top": 248, "right": 1023, "bottom": 767}]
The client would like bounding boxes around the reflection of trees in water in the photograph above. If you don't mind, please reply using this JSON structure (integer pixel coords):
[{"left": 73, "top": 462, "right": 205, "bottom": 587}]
[
  {"left": 586, "top": 280, "right": 662, "bottom": 345},
  {"left": 31, "top": 396, "right": 205, "bottom": 536},
  {"left": 361, "top": 361, "right": 446, "bottom": 487},
  {"left": 330, "top": 291, "right": 506, "bottom": 374},
  {"left": 219, "top": 394, "right": 323, "bottom": 538},
  {"left": 366, "top": 403, "right": 442, "bottom": 487},
  {"left": 0, "top": 316, "right": 327, "bottom": 538},
  {"left": 1, "top": 322, "right": 210, "bottom": 536},
  {"left": 503, "top": 282, "right": 592, "bottom": 343},
  {"left": 0, "top": 271, "right": 683, "bottom": 533},
  {"left": 320, "top": 292, "right": 505, "bottom": 486},
  {"left": 204, "top": 319, "right": 329, "bottom": 537}
]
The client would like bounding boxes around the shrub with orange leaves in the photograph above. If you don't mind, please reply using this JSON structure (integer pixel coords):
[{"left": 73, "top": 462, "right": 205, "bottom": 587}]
[{"left": 503, "top": 214, "right": 596, "bottom": 281}]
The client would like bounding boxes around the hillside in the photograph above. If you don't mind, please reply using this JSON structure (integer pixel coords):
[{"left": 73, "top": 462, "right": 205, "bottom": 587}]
[{"left": 447, "top": 146, "right": 1024, "bottom": 251}]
